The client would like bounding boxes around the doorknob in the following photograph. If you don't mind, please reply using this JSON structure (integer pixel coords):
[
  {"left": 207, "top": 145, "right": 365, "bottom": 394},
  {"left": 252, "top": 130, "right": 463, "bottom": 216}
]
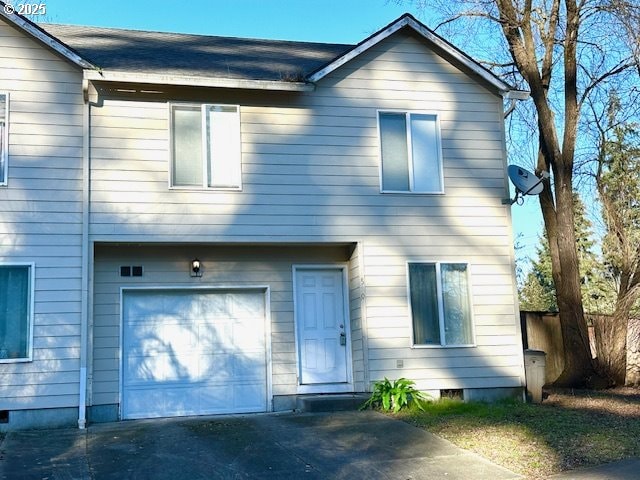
[{"left": 340, "top": 332, "right": 347, "bottom": 346}]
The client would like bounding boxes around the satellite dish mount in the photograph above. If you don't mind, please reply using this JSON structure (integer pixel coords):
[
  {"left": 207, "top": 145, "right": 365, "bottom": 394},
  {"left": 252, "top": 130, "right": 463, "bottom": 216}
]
[{"left": 503, "top": 165, "right": 549, "bottom": 205}]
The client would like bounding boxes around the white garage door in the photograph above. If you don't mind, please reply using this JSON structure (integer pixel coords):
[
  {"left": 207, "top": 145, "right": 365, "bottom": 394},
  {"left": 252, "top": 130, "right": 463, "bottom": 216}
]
[{"left": 122, "top": 289, "right": 268, "bottom": 419}]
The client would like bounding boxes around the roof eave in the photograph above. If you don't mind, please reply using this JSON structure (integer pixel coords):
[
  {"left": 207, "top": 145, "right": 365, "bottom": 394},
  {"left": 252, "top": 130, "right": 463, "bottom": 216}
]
[
  {"left": 0, "top": 4, "right": 95, "bottom": 69},
  {"left": 307, "top": 14, "right": 520, "bottom": 97},
  {"left": 83, "top": 70, "right": 315, "bottom": 92}
]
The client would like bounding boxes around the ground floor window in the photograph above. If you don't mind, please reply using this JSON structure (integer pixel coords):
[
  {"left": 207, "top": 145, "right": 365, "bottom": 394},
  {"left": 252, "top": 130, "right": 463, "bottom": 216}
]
[
  {"left": 408, "top": 262, "right": 474, "bottom": 346},
  {"left": 0, "top": 264, "right": 33, "bottom": 361}
]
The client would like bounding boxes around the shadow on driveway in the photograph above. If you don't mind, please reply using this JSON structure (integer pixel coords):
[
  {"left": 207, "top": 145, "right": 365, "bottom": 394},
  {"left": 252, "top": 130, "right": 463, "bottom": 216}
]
[{"left": 0, "top": 411, "right": 521, "bottom": 479}]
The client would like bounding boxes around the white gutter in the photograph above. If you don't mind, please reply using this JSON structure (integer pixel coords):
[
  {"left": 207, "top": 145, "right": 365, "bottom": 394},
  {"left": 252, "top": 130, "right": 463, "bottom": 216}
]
[
  {"left": 504, "top": 90, "right": 530, "bottom": 100},
  {"left": 504, "top": 90, "right": 531, "bottom": 118},
  {"left": 78, "top": 78, "right": 90, "bottom": 429},
  {"left": 83, "top": 70, "right": 315, "bottom": 92}
]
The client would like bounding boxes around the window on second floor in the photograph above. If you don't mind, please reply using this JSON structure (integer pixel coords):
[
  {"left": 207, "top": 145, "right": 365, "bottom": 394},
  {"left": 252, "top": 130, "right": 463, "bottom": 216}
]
[
  {"left": 0, "top": 92, "right": 8, "bottom": 186},
  {"left": 378, "top": 111, "right": 443, "bottom": 194},
  {"left": 170, "top": 103, "right": 241, "bottom": 190}
]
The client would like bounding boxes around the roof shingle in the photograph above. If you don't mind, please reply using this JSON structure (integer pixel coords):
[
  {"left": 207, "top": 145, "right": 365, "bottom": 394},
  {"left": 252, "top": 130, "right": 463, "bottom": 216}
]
[{"left": 41, "top": 24, "right": 353, "bottom": 82}]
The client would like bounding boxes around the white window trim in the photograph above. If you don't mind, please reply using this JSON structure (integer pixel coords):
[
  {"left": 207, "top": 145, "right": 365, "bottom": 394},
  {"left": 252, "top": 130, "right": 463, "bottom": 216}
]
[
  {"left": 0, "top": 262, "right": 35, "bottom": 363},
  {"left": 0, "top": 91, "right": 9, "bottom": 186},
  {"left": 406, "top": 260, "right": 476, "bottom": 348},
  {"left": 377, "top": 109, "right": 444, "bottom": 195},
  {"left": 168, "top": 102, "right": 242, "bottom": 191}
]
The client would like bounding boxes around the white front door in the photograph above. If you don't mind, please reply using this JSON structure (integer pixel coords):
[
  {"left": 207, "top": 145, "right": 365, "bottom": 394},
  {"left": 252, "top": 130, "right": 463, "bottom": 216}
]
[{"left": 294, "top": 268, "right": 350, "bottom": 387}]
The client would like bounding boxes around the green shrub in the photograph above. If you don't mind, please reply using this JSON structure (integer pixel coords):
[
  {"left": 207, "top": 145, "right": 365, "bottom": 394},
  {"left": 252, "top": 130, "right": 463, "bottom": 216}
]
[{"left": 360, "top": 377, "right": 430, "bottom": 413}]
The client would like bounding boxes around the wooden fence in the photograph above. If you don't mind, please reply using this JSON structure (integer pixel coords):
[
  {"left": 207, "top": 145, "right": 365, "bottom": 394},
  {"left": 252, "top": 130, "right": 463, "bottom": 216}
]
[{"left": 520, "top": 312, "right": 639, "bottom": 385}]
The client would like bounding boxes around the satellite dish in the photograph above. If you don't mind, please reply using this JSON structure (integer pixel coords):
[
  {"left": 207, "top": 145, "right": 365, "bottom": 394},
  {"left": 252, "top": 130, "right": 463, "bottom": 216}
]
[
  {"left": 504, "top": 165, "right": 548, "bottom": 205},
  {"left": 508, "top": 165, "right": 544, "bottom": 195}
]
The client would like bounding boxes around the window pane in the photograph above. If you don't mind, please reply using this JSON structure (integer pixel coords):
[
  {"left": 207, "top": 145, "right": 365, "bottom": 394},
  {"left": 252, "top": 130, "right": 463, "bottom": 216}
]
[
  {"left": 0, "top": 93, "right": 6, "bottom": 183},
  {"left": 380, "top": 112, "right": 409, "bottom": 191},
  {"left": 206, "top": 105, "right": 241, "bottom": 188},
  {"left": 172, "top": 105, "right": 202, "bottom": 187},
  {"left": 0, "top": 266, "right": 30, "bottom": 359},
  {"left": 410, "top": 114, "right": 442, "bottom": 192},
  {"left": 441, "top": 264, "right": 473, "bottom": 345},
  {"left": 409, "top": 263, "right": 440, "bottom": 345}
]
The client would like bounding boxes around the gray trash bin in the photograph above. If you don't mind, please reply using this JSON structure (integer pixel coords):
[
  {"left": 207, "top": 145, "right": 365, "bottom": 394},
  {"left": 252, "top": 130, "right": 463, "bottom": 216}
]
[{"left": 524, "top": 349, "right": 546, "bottom": 403}]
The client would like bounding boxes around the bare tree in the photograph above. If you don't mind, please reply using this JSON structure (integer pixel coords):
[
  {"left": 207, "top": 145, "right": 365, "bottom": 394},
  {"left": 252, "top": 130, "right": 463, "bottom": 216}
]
[
  {"left": 590, "top": 99, "right": 640, "bottom": 384},
  {"left": 402, "top": 0, "right": 640, "bottom": 385}
]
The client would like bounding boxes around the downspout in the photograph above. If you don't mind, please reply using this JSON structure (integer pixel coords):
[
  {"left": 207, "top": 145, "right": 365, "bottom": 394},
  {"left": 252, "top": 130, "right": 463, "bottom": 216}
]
[
  {"left": 78, "top": 77, "right": 90, "bottom": 429},
  {"left": 503, "top": 89, "right": 530, "bottom": 118},
  {"left": 501, "top": 88, "right": 530, "bottom": 402}
]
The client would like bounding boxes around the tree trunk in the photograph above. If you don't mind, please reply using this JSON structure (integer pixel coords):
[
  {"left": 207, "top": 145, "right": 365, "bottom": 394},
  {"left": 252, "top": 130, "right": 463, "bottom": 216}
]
[
  {"left": 626, "top": 318, "right": 640, "bottom": 386},
  {"left": 496, "top": 0, "right": 598, "bottom": 386},
  {"left": 592, "top": 313, "right": 627, "bottom": 385},
  {"left": 540, "top": 166, "right": 595, "bottom": 386}
]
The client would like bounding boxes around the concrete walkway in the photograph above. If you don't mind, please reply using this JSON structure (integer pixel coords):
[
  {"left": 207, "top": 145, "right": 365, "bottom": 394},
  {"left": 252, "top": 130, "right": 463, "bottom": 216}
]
[
  {"left": 0, "top": 410, "right": 521, "bottom": 480},
  {"left": 548, "top": 458, "right": 640, "bottom": 479}
]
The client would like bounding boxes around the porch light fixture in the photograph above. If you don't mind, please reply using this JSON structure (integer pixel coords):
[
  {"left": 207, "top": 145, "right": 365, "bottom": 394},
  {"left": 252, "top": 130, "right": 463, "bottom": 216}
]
[{"left": 190, "top": 258, "right": 202, "bottom": 277}]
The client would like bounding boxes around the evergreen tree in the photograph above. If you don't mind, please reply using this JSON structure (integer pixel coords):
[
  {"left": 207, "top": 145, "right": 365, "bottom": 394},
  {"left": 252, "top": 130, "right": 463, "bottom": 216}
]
[
  {"left": 519, "top": 193, "right": 615, "bottom": 314},
  {"left": 519, "top": 236, "right": 556, "bottom": 311},
  {"left": 598, "top": 124, "right": 640, "bottom": 316},
  {"left": 596, "top": 122, "right": 640, "bottom": 384}
]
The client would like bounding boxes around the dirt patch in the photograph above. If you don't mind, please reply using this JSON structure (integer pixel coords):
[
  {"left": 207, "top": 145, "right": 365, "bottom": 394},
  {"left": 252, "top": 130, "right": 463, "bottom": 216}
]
[{"left": 545, "top": 386, "right": 640, "bottom": 417}]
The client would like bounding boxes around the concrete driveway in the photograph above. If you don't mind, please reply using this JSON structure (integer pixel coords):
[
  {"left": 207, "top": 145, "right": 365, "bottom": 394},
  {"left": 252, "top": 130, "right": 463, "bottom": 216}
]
[{"left": 0, "top": 410, "right": 521, "bottom": 479}]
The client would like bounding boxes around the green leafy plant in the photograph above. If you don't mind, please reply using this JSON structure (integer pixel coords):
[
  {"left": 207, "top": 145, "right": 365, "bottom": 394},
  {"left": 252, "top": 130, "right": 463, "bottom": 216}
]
[{"left": 360, "top": 377, "right": 430, "bottom": 413}]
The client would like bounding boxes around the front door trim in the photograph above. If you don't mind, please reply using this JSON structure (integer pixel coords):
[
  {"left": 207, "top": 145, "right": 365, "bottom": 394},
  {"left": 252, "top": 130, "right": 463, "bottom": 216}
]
[{"left": 292, "top": 264, "right": 354, "bottom": 394}]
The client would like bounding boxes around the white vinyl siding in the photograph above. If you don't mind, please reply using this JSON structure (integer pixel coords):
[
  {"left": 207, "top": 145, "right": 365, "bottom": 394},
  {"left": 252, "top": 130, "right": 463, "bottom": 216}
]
[
  {"left": 379, "top": 111, "right": 443, "bottom": 193},
  {"left": 85, "top": 30, "right": 522, "bottom": 394},
  {"left": 170, "top": 103, "right": 241, "bottom": 189},
  {"left": 0, "top": 20, "right": 84, "bottom": 410},
  {"left": 408, "top": 262, "right": 474, "bottom": 347},
  {"left": 0, "top": 263, "right": 34, "bottom": 362},
  {"left": 0, "top": 92, "right": 7, "bottom": 185}
]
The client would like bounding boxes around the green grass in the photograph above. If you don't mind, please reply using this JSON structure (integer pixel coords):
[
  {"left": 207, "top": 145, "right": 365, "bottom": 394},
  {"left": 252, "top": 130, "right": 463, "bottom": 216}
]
[{"left": 395, "top": 389, "right": 640, "bottom": 479}]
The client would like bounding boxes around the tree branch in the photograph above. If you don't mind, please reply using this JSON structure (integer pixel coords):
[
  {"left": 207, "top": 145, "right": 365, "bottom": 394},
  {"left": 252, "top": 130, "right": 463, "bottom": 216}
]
[
  {"left": 579, "top": 60, "right": 638, "bottom": 107},
  {"left": 432, "top": 11, "right": 502, "bottom": 31}
]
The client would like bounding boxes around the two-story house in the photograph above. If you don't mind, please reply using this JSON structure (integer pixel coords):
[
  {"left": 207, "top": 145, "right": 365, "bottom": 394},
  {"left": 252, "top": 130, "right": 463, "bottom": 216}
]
[{"left": 0, "top": 6, "right": 526, "bottom": 430}]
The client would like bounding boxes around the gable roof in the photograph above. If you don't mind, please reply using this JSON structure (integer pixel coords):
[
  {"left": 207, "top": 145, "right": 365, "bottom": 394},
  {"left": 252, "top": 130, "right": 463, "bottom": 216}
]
[
  {"left": 308, "top": 14, "right": 518, "bottom": 97},
  {"left": 1, "top": 4, "right": 522, "bottom": 96},
  {"left": 41, "top": 24, "right": 352, "bottom": 91}
]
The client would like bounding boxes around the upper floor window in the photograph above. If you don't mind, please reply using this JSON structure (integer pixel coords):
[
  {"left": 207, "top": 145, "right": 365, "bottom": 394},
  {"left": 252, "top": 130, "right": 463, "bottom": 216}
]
[
  {"left": 0, "top": 93, "right": 8, "bottom": 185},
  {"left": 0, "top": 264, "right": 34, "bottom": 362},
  {"left": 408, "top": 262, "right": 474, "bottom": 347},
  {"left": 170, "top": 103, "right": 241, "bottom": 190},
  {"left": 378, "top": 111, "right": 443, "bottom": 193}
]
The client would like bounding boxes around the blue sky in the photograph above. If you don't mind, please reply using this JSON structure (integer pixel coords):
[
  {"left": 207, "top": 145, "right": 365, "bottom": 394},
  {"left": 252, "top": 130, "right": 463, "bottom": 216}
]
[
  {"left": 40, "top": 0, "right": 429, "bottom": 42},
  {"left": 36, "top": 0, "right": 543, "bottom": 267}
]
